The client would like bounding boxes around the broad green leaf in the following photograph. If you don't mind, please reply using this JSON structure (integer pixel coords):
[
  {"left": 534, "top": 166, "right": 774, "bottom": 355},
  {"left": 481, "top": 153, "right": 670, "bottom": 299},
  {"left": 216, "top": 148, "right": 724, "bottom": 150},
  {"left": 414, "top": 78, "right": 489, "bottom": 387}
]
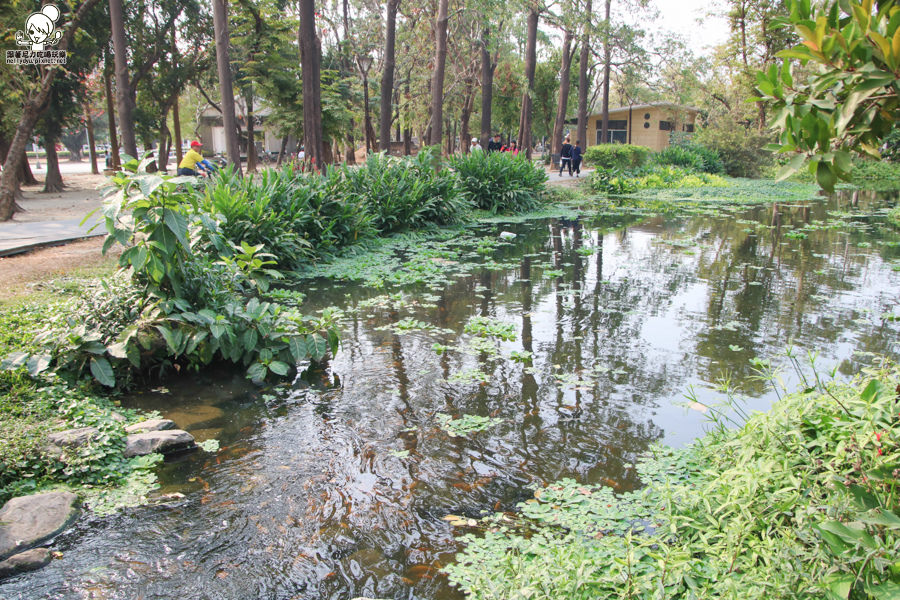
[
  {"left": 90, "top": 357, "right": 116, "bottom": 387},
  {"left": 268, "top": 361, "right": 289, "bottom": 376},
  {"left": 25, "top": 354, "right": 51, "bottom": 375},
  {"left": 247, "top": 362, "right": 267, "bottom": 382},
  {"left": 288, "top": 336, "right": 308, "bottom": 360},
  {"left": 1, "top": 351, "right": 29, "bottom": 369}
]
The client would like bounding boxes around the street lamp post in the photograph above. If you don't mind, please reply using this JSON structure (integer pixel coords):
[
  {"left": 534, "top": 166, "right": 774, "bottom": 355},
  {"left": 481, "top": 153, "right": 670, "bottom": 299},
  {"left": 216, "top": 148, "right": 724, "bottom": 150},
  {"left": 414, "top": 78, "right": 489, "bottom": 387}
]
[{"left": 357, "top": 55, "right": 373, "bottom": 154}]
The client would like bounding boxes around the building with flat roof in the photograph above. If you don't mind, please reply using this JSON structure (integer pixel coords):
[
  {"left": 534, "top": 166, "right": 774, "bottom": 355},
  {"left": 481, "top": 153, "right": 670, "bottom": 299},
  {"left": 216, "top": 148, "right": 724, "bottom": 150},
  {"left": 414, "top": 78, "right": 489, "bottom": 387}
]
[{"left": 581, "top": 103, "right": 701, "bottom": 151}]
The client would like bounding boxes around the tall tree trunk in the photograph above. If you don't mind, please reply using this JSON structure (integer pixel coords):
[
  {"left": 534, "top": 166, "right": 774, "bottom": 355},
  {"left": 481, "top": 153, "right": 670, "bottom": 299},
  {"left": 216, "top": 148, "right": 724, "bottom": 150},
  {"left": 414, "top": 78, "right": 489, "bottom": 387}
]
[
  {"left": 600, "top": 0, "right": 611, "bottom": 145},
  {"left": 213, "top": 0, "right": 242, "bottom": 175},
  {"left": 517, "top": 6, "right": 539, "bottom": 159},
  {"left": 346, "top": 119, "right": 356, "bottom": 164},
  {"left": 43, "top": 137, "right": 64, "bottom": 193},
  {"left": 277, "top": 135, "right": 288, "bottom": 166},
  {"left": 429, "top": 0, "right": 449, "bottom": 148},
  {"left": 404, "top": 76, "right": 412, "bottom": 155},
  {"left": 171, "top": 29, "right": 183, "bottom": 167},
  {"left": 103, "top": 57, "right": 121, "bottom": 169},
  {"left": 379, "top": 0, "right": 400, "bottom": 152},
  {"left": 20, "top": 149, "right": 37, "bottom": 185},
  {"left": 247, "top": 95, "right": 257, "bottom": 172},
  {"left": 480, "top": 27, "right": 496, "bottom": 148},
  {"left": 110, "top": 0, "right": 137, "bottom": 157},
  {"left": 85, "top": 107, "right": 99, "bottom": 174},
  {"left": 157, "top": 114, "right": 170, "bottom": 172},
  {"left": 394, "top": 85, "right": 401, "bottom": 145},
  {"left": 173, "top": 93, "right": 183, "bottom": 165},
  {"left": 3, "top": 137, "right": 39, "bottom": 186},
  {"left": 552, "top": 30, "right": 574, "bottom": 156},
  {"left": 299, "top": 0, "right": 324, "bottom": 168},
  {"left": 576, "top": 0, "right": 592, "bottom": 149},
  {"left": 460, "top": 79, "right": 475, "bottom": 154},
  {"left": 0, "top": 0, "right": 102, "bottom": 220}
]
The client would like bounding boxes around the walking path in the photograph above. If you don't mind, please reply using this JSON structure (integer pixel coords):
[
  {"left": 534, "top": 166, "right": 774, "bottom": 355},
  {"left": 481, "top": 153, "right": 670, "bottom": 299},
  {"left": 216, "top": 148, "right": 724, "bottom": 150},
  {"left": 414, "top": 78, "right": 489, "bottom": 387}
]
[{"left": 0, "top": 215, "right": 104, "bottom": 257}]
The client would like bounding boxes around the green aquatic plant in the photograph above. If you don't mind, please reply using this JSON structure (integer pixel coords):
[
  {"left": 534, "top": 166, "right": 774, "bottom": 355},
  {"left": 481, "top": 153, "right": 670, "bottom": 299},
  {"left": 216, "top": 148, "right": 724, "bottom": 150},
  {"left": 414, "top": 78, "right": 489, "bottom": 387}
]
[
  {"left": 436, "top": 413, "right": 503, "bottom": 437},
  {"left": 447, "top": 368, "right": 491, "bottom": 385},
  {"left": 446, "top": 360, "right": 900, "bottom": 600},
  {"left": 464, "top": 316, "right": 517, "bottom": 341}
]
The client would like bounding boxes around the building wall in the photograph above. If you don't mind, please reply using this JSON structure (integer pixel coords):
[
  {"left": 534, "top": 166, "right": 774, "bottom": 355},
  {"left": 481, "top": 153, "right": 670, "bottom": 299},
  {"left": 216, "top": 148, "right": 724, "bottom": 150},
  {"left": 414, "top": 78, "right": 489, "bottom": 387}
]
[{"left": 587, "top": 106, "right": 698, "bottom": 152}]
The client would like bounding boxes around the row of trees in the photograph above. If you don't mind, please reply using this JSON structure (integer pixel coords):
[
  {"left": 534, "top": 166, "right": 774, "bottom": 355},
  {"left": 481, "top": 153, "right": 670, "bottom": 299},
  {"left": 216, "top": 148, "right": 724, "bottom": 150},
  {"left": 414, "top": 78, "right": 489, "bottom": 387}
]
[{"left": 5, "top": 0, "right": 887, "bottom": 220}]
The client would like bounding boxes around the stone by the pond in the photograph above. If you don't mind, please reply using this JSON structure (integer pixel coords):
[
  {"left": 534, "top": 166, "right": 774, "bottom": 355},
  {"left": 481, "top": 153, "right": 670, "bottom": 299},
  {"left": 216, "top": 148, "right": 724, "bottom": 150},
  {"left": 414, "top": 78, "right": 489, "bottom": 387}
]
[
  {"left": 123, "top": 429, "right": 196, "bottom": 458},
  {"left": 0, "top": 491, "right": 79, "bottom": 560},
  {"left": 124, "top": 419, "right": 176, "bottom": 434},
  {"left": 499, "top": 231, "right": 517, "bottom": 239},
  {"left": 46, "top": 426, "right": 99, "bottom": 449},
  {"left": 0, "top": 547, "right": 51, "bottom": 579}
]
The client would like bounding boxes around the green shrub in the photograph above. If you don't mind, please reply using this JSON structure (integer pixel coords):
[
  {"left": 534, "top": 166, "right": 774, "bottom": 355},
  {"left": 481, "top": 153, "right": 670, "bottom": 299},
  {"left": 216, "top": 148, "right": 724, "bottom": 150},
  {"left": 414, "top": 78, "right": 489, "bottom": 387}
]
[
  {"left": 655, "top": 143, "right": 724, "bottom": 174},
  {"left": 343, "top": 148, "right": 467, "bottom": 232},
  {"left": 694, "top": 125, "right": 774, "bottom": 178},
  {"left": 589, "top": 164, "right": 728, "bottom": 195},
  {"left": 849, "top": 160, "right": 900, "bottom": 192},
  {"left": 201, "top": 165, "right": 374, "bottom": 266},
  {"left": 447, "top": 361, "right": 900, "bottom": 600},
  {"left": 583, "top": 144, "right": 651, "bottom": 169},
  {"left": 889, "top": 206, "right": 900, "bottom": 228},
  {"left": 201, "top": 166, "right": 315, "bottom": 268},
  {"left": 450, "top": 151, "right": 547, "bottom": 214},
  {"left": 3, "top": 163, "right": 341, "bottom": 389}
]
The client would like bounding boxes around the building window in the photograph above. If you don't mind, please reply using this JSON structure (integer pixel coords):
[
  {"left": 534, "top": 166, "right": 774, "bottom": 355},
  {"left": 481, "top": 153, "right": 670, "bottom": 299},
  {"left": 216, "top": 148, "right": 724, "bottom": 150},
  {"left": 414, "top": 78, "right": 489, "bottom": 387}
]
[
  {"left": 659, "top": 121, "right": 674, "bottom": 131},
  {"left": 643, "top": 122, "right": 650, "bottom": 129},
  {"left": 595, "top": 119, "right": 627, "bottom": 130},
  {"left": 684, "top": 123, "right": 695, "bottom": 133},
  {"left": 644, "top": 113, "right": 650, "bottom": 120},
  {"left": 596, "top": 129, "right": 627, "bottom": 144}
]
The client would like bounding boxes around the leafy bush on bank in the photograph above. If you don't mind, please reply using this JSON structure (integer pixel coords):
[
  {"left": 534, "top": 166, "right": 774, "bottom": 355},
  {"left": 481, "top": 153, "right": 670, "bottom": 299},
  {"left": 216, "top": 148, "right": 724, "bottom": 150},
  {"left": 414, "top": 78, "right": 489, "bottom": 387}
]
[
  {"left": 450, "top": 150, "right": 548, "bottom": 214},
  {"left": 583, "top": 144, "right": 651, "bottom": 170},
  {"left": 589, "top": 164, "right": 728, "bottom": 195},
  {"left": 694, "top": 125, "right": 774, "bottom": 178},
  {"left": 447, "top": 361, "right": 900, "bottom": 599},
  {"left": 654, "top": 143, "right": 724, "bottom": 174},
  {"left": 4, "top": 160, "right": 340, "bottom": 389}
]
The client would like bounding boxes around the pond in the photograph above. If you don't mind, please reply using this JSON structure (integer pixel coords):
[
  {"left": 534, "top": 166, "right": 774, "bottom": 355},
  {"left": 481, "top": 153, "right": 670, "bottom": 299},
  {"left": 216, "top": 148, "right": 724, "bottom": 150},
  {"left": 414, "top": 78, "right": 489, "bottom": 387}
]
[{"left": 6, "top": 190, "right": 900, "bottom": 600}]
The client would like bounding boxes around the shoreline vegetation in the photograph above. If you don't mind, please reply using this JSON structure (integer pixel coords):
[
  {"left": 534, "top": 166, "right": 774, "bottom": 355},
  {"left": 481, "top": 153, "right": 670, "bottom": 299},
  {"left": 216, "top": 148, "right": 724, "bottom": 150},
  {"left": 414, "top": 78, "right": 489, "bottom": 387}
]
[
  {"left": 0, "top": 147, "right": 898, "bottom": 587},
  {"left": 446, "top": 359, "right": 900, "bottom": 600}
]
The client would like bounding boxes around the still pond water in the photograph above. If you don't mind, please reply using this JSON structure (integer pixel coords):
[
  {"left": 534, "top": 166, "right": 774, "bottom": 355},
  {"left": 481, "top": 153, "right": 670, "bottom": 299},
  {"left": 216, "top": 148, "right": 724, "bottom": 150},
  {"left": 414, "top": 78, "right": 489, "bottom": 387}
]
[{"left": 5, "top": 191, "right": 900, "bottom": 600}]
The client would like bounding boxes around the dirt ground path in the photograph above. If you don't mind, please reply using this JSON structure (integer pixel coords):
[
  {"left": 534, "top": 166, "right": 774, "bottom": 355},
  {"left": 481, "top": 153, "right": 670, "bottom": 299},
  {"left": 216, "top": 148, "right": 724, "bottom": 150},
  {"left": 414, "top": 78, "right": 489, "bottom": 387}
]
[{"left": 0, "top": 172, "right": 116, "bottom": 304}]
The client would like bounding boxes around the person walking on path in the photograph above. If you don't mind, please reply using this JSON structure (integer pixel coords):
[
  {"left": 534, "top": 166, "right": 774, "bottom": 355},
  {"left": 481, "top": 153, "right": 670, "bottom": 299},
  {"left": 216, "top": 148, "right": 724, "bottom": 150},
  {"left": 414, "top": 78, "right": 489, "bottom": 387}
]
[
  {"left": 559, "top": 136, "right": 573, "bottom": 176},
  {"left": 571, "top": 140, "right": 583, "bottom": 177},
  {"left": 470, "top": 138, "right": 484, "bottom": 153},
  {"left": 504, "top": 140, "right": 519, "bottom": 156}
]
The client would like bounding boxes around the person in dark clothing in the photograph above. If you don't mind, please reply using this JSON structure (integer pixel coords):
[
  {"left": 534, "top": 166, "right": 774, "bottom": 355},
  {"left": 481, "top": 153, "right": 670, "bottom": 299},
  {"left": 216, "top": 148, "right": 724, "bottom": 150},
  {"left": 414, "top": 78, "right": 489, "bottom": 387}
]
[
  {"left": 571, "top": 140, "right": 583, "bottom": 177},
  {"left": 487, "top": 133, "right": 503, "bottom": 153},
  {"left": 559, "top": 136, "right": 573, "bottom": 176}
]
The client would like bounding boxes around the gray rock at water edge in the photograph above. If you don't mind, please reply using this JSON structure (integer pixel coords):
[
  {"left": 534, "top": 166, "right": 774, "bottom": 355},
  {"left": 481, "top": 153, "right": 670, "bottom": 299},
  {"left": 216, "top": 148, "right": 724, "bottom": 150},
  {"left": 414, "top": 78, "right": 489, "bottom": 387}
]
[
  {"left": 499, "top": 231, "right": 517, "bottom": 239},
  {"left": 46, "top": 427, "right": 100, "bottom": 447},
  {"left": 0, "top": 548, "right": 51, "bottom": 579},
  {"left": 123, "top": 429, "right": 196, "bottom": 458},
  {"left": 0, "top": 491, "right": 79, "bottom": 560},
  {"left": 124, "top": 419, "right": 176, "bottom": 434},
  {"left": 44, "top": 426, "right": 100, "bottom": 457}
]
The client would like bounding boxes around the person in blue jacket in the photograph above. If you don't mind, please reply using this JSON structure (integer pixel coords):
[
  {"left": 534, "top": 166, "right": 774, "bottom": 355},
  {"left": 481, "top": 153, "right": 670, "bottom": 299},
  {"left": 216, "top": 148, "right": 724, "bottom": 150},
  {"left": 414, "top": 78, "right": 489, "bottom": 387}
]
[{"left": 571, "top": 140, "right": 583, "bottom": 177}]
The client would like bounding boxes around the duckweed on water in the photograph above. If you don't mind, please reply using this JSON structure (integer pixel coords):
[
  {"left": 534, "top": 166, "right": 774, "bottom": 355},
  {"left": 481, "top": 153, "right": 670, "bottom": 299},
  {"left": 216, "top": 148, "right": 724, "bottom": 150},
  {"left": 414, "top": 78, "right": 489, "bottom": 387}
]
[{"left": 436, "top": 413, "right": 504, "bottom": 437}]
